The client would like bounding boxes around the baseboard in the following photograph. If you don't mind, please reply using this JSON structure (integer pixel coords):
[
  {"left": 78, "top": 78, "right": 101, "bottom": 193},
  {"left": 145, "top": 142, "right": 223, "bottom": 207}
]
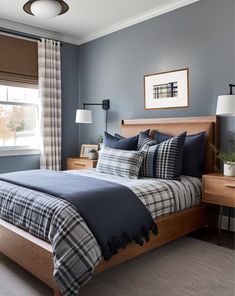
[{"left": 221, "top": 215, "right": 235, "bottom": 232}]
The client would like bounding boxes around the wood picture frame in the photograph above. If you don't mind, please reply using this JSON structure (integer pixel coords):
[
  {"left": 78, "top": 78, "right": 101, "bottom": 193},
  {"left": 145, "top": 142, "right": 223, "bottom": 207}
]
[
  {"left": 80, "top": 144, "right": 99, "bottom": 158},
  {"left": 144, "top": 68, "right": 189, "bottom": 110}
]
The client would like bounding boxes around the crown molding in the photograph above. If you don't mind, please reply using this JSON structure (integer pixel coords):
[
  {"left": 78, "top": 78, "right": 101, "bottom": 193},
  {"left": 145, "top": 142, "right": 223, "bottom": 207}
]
[
  {"left": 0, "top": 18, "right": 81, "bottom": 45},
  {"left": 79, "top": 0, "right": 200, "bottom": 44},
  {"left": 0, "top": 0, "right": 200, "bottom": 46}
]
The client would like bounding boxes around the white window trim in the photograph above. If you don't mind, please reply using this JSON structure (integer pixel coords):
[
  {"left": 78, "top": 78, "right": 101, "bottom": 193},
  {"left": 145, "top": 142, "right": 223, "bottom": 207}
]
[
  {"left": 0, "top": 146, "right": 41, "bottom": 157},
  {"left": 0, "top": 85, "right": 40, "bottom": 155}
]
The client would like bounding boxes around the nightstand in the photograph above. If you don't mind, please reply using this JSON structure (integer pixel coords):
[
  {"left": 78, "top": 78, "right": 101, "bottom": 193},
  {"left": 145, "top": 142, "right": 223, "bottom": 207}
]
[
  {"left": 67, "top": 157, "right": 98, "bottom": 170},
  {"left": 202, "top": 173, "right": 235, "bottom": 244}
]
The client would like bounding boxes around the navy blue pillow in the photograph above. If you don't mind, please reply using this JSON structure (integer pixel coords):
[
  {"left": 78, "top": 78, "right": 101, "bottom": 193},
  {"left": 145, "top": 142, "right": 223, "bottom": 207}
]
[
  {"left": 114, "top": 129, "right": 150, "bottom": 140},
  {"left": 103, "top": 132, "right": 138, "bottom": 150},
  {"left": 154, "top": 131, "right": 206, "bottom": 177}
]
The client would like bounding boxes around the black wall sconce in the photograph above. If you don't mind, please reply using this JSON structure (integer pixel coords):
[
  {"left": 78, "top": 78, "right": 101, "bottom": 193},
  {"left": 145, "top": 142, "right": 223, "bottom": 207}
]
[{"left": 75, "top": 99, "right": 110, "bottom": 132}]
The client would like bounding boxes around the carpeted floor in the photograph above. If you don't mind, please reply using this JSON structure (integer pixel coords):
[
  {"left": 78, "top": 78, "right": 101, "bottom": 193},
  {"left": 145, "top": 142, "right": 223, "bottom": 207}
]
[{"left": 0, "top": 237, "right": 234, "bottom": 296}]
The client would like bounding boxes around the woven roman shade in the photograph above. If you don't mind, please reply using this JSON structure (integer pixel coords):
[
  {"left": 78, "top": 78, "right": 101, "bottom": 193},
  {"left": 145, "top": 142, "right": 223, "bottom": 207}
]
[{"left": 0, "top": 34, "right": 38, "bottom": 87}]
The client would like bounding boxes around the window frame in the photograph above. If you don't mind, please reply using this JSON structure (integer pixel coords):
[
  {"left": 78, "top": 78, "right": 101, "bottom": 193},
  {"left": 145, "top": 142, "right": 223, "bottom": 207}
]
[{"left": 0, "top": 86, "right": 41, "bottom": 157}]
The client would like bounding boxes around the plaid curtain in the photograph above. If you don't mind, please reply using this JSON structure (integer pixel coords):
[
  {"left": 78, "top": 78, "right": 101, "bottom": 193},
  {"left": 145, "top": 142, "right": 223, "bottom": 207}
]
[{"left": 38, "top": 39, "right": 61, "bottom": 170}]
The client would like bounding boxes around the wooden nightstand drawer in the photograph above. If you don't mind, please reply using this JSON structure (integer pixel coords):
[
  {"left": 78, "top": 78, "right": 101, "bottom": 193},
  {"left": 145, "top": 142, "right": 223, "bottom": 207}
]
[
  {"left": 67, "top": 158, "right": 98, "bottom": 170},
  {"left": 203, "top": 174, "right": 235, "bottom": 208},
  {"left": 67, "top": 161, "right": 86, "bottom": 170}
]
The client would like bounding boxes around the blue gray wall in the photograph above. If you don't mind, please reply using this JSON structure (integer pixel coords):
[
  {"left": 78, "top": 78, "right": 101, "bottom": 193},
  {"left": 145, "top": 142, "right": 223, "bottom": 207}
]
[
  {"left": 0, "top": 0, "right": 234, "bottom": 173},
  {"left": 220, "top": 116, "right": 235, "bottom": 153},
  {"left": 0, "top": 38, "right": 79, "bottom": 173},
  {"left": 220, "top": 116, "right": 235, "bottom": 221},
  {"left": 234, "top": 0, "right": 235, "bottom": 78},
  {"left": 78, "top": 0, "right": 235, "bottom": 145},
  {"left": 0, "top": 155, "right": 40, "bottom": 174},
  {"left": 61, "top": 42, "right": 79, "bottom": 169}
]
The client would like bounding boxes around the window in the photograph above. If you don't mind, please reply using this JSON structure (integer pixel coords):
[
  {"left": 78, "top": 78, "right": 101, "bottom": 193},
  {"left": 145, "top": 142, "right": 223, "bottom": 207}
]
[{"left": 0, "top": 85, "right": 40, "bottom": 154}]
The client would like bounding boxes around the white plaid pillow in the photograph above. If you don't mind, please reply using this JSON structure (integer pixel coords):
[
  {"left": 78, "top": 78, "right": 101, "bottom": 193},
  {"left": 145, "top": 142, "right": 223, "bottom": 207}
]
[{"left": 96, "top": 147, "right": 144, "bottom": 179}]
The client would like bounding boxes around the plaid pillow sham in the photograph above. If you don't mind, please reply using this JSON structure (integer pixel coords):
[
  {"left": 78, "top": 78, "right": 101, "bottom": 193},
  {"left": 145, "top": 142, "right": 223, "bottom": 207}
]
[
  {"left": 137, "top": 132, "right": 157, "bottom": 150},
  {"left": 153, "top": 131, "right": 206, "bottom": 177},
  {"left": 138, "top": 132, "right": 186, "bottom": 180},
  {"left": 96, "top": 147, "right": 144, "bottom": 179}
]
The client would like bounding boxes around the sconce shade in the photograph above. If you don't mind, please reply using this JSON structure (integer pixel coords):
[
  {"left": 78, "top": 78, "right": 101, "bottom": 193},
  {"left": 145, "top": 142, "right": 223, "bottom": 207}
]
[
  {"left": 75, "top": 110, "right": 92, "bottom": 123},
  {"left": 216, "top": 95, "right": 235, "bottom": 115}
]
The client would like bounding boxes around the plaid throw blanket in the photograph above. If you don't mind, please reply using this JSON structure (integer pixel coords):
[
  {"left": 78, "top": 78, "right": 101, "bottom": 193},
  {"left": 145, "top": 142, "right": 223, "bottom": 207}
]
[{"left": 0, "top": 170, "right": 201, "bottom": 295}]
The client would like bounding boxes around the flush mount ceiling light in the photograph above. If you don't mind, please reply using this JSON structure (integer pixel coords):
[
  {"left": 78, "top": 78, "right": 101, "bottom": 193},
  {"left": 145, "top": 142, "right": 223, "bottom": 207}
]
[{"left": 23, "top": 0, "right": 69, "bottom": 18}]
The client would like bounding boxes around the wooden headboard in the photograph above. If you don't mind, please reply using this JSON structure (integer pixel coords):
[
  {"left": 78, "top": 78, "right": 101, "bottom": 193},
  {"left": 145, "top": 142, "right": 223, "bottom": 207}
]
[{"left": 121, "top": 116, "right": 217, "bottom": 174}]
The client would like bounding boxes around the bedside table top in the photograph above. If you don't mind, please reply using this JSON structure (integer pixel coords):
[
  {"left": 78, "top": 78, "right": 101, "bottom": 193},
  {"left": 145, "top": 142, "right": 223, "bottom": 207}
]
[{"left": 203, "top": 173, "right": 235, "bottom": 181}]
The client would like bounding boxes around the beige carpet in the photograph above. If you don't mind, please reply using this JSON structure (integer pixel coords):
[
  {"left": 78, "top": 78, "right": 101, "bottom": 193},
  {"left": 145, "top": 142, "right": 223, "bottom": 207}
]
[{"left": 0, "top": 237, "right": 234, "bottom": 296}]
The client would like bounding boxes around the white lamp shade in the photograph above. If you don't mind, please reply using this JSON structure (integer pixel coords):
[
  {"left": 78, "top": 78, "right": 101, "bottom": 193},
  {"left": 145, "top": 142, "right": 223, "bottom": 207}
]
[
  {"left": 31, "top": 0, "right": 62, "bottom": 18},
  {"left": 75, "top": 109, "right": 92, "bottom": 123},
  {"left": 216, "top": 95, "right": 235, "bottom": 115}
]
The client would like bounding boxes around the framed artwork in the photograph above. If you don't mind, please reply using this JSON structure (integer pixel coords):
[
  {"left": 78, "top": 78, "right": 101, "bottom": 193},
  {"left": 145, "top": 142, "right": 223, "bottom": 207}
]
[
  {"left": 80, "top": 144, "right": 99, "bottom": 158},
  {"left": 144, "top": 68, "right": 189, "bottom": 110}
]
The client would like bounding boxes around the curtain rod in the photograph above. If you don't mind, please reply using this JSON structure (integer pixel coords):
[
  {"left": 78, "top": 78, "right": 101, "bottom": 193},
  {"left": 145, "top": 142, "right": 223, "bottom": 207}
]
[{"left": 0, "top": 29, "right": 63, "bottom": 46}]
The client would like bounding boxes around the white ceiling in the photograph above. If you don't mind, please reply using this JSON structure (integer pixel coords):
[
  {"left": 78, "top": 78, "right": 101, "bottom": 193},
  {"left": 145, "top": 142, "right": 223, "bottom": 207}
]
[{"left": 0, "top": 0, "right": 199, "bottom": 44}]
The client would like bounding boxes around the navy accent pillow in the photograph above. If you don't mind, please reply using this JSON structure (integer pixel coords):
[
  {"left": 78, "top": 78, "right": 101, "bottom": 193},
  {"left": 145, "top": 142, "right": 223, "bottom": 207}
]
[
  {"left": 154, "top": 131, "right": 206, "bottom": 177},
  {"left": 114, "top": 129, "right": 150, "bottom": 140},
  {"left": 138, "top": 132, "right": 186, "bottom": 180},
  {"left": 103, "top": 132, "right": 138, "bottom": 150}
]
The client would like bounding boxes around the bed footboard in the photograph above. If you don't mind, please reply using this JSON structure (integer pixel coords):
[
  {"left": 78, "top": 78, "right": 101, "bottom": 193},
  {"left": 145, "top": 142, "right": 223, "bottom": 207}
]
[
  {"left": 0, "top": 204, "right": 217, "bottom": 295},
  {"left": 0, "top": 219, "right": 57, "bottom": 291}
]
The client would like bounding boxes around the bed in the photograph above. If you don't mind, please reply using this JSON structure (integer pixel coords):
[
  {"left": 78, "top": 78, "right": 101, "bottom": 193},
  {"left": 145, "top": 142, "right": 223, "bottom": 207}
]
[{"left": 0, "top": 116, "right": 218, "bottom": 296}]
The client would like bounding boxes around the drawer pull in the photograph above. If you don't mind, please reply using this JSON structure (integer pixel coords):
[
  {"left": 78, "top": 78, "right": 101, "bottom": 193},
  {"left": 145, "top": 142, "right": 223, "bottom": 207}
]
[{"left": 224, "top": 183, "right": 235, "bottom": 189}]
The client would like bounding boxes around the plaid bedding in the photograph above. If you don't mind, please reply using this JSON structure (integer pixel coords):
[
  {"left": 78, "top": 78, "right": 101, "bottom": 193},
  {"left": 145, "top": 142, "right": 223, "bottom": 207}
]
[
  {"left": 75, "top": 170, "right": 202, "bottom": 219},
  {"left": 0, "top": 170, "right": 201, "bottom": 295},
  {"left": 96, "top": 146, "right": 144, "bottom": 179}
]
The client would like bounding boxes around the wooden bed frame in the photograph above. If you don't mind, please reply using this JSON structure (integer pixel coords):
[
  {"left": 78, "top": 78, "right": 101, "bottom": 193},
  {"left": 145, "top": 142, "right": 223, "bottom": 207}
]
[{"left": 0, "top": 116, "right": 218, "bottom": 296}]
